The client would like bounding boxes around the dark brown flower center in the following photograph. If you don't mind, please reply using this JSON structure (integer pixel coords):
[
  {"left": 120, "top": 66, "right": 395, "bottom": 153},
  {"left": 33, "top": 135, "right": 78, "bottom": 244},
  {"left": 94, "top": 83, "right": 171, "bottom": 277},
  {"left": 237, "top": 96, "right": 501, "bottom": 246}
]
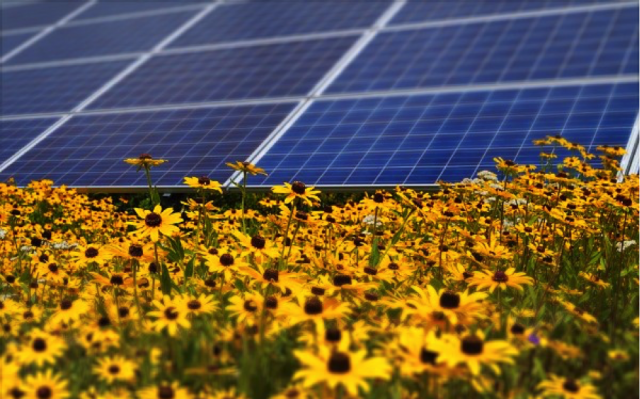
[
  {"left": 198, "top": 176, "right": 211, "bottom": 185},
  {"left": 291, "top": 181, "right": 306, "bottom": 195},
  {"left": 128, "top": 244, "right": 143, "bottom": 257},
  {"left": 461, "top": 336, "right": 484, "bottom": 355},
  {"left": 388, "top": 262, "right": 399, "bottom": 270},
  {"left": 244, "top": 300, "right": 257, "bottom": 312},
  {"left": 9, "top": 387, "right": 25, "bottom": 399},
  {"left": 145, "top": 212, "right": 162, "bottom": 227},
  {"left": 187, "top": 300, "right": 202, "bottom": 310},
  {"left": 333, "top": 274, "right": 352, "bottom": 287},
  {"left": 510, "top": 323, "right": 525, "bottom": 335},
  {"left": 562, "top": 379, "right": 580, "bottom": 393},
  {"left": 118, "top": 307, "right": 130, "bottom": 318},
  {"left": 325, "top": 327, "right": 341, "bottom": 342},
  {"left": 158, "top": 386, "right": 175, "bottom": 399},
  {"left": 304, "top": 297, "right": 323, "bottom": 315},
  {"left": 36, "top": 387, "right": 52, "bottom": 399},
  {"left": 263, "top": 268, "right": 279, "bottom": 282},
  {"left": 33, "top": 338, "right": 47, "bottom": 352},
  {"left": 48, "top": 263, "right": 58, "bottom": 273},
  {"left": 85, "top": 247, "right": 99, "bottom": 258},
  {"left": 220, "top": 253, "right": 234, "bottom": 266},
  {"left": 492, "top": 271, "right": 509, "bottom": 283},
  {"left": 164, "top": 307, "right": 179, "bottom": 320},
  {"left": 327, "top": 351, "right": 351, "bottom": 373},
  {"left": 439, "top": 291, "right": 460, "bottom": 309},
  {"left": 363, "top": 267, "right": 377, "bottom": 276},
  {"left": 311, "top": 287, "right": 325, "bottom": 296},
  {"left": 23, "top": 310, "right": 34, "bottom": 319},
  {"left": 250, "top": 235, "right": 266, "bottom": 249},
  {"left": 265, "top": 296, "right": 278, "bottom": 309},
  {"left": 110, "top": 275, "right": 124, "bottom": 285},
  {"left": 365, "top": 292, "right": 379, "bottom": 301},
  {"left": 108, "top": 365, "right": 120, "bottom": 374},
  {"left": 60, "top": 299, "right": 72, "bottom": 310},
  {"left": 373, "top": 192, "right": 384, "bottom": 203},
  {"left": 285, "top": 388, "right": 300, "bottom": 398},
  {"left": 139, "top": 153, "right": 152, "bottom": 160},
  {"left": 420, "top": 348, "right": 438, "bottom": 365},
  {"left": 295, "top": 211, "right": 309, "bottom": 221}
]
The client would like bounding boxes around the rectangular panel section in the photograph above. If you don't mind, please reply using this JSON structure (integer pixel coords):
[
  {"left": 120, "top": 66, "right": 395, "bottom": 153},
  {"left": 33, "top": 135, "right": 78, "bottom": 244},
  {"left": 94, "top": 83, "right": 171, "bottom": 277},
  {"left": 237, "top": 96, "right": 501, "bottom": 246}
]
[
  {"left": 8, "top": 11, "right": 198, "bottom": 65},
  {"left": 328, "top": 9, "right": 639, "bottom": 94},
  {"left": 0, "top": 103, "right": 296, "bottom": 187},
  {"left": 73, "top": 2, "right": 204, "bottom": 21},
  {"left": 89, "top": 36, "right": 357, "bottom": 110},
  {"left": 250, "top": 83, "right": 638, "bottom": 187},
  {"left": 390, "top": 0, "right": 610, "bottom": 26},
  {"left": 2, "top": 60, "right": 129, "bottom": 116},
  {"left": 2, "top": 2, "right": 81, "bottom": 30},
  {"left": 169, "top": 2, "right": 389, "bottom": 48},
  {"left": 0, "top": 118, "right": 58, "bottom": 164},
  {"left": 2, "top": 32, "right": 34, "bottom": 56}
]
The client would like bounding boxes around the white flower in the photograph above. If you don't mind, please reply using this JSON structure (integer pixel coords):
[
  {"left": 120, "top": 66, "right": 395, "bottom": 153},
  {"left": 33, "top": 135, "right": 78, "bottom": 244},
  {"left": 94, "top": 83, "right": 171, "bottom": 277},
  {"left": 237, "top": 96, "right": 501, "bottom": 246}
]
[
  {"left": 477, "top": 170, "right": 498, "bottom": 181},
  {"left": 616, "top": 240, "right": 637, "bottom": 252},
  {"left": 362, "top": 214, "right": 382, "bottom": 227},
  {"left": 0, "top": 229, "right": 6, "bottom": 239}
]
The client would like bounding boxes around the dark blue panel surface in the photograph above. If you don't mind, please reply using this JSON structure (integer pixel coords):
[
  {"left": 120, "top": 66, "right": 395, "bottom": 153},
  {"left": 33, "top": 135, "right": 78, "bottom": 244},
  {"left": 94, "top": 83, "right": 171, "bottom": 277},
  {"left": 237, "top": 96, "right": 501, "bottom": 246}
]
[
  {"left": 89, "top": 36, "right": 356, "bottom": 110},
  {"left": 0, "top": 118, "right": 58, "bottom": 164},
  {"left": 74, "top": 2, "right": 203, "bottom": 21},
  {"left": 169, "top": 2, "right": 388, "bottom": 48},
  {"left": 2, "top": 2, "right": 81, "bottom": 30},
  {"left": 1, "top": 32, "right": 34, "bottom": 56},
  {"left": 251, "top": 83, "right": 638, "bottom": 186},
  {"left": 2, "top": 61, "right": 129, "bottom": 116},
  {"left": 9, "top": 11, "right": 197, "bottom": 65},
  {"left": 391, "top": 0, "right": 616, "bottom": 25},
  {"left": 328, "top": 9, "right": 639, "bottom": 94},
  {"left": 0, "top": 103, "right": 295, "bottom": 187}
]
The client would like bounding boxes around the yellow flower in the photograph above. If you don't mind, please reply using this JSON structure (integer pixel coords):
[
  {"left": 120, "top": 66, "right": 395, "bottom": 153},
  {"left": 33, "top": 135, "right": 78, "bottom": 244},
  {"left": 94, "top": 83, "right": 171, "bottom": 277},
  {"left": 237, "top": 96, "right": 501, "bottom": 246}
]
[
  {"left": 294, "top": 346, "right": 391, "bottom": 396},
  {"left": 94, "top": 356, "right": 137, "bottom": 383},
  {"left": 147, "top": 297, "right": 191, "bottom": 336},
  {"left": 24, "top": 370, "right": 69, "bottom": 399},
  {"left": 443, "top": 333, "right": 518, "bottom": 375},
  {"left": 226, "top": 161, "right": 267, "bottom": 176},
  {"left": 129, "top": 205, "right": 183, "bottom": 242},
  {"left": 183, "top": 176, "right": 223, "bottom": 192},
  {"left": 537, "top": 375, "right": 601, "bottom": 399},
  {"left": 467, "top": 268, "right": 533, "bottom": 292},
  {"left": 124, "top": 153, "right": 167, "bottom": 169},
  {"left": 138, "top": 382, "right": 193, "bottom": 399},
  {"left": 271, "top": 181, "right": 320, "bottom": 206}
]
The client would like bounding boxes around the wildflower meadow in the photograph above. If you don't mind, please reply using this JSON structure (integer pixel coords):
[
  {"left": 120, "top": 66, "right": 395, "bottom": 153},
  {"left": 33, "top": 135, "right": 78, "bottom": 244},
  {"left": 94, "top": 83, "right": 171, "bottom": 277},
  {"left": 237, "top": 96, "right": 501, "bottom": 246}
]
[{"left": 1, "top": 136, "right": 638, "bottom": 399}]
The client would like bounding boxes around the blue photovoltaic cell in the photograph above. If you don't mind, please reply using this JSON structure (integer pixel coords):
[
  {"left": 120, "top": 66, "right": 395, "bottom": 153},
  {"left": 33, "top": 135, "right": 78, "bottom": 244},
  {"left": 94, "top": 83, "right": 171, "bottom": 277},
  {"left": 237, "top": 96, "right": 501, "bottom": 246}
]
[
  {"left": 1, "top": 32, "right": 34, "bottom": 56},
  {"left": 1, "top": 2, "right": 82, "bottom": 31},
  {"left": 390, "top": 0, "right": 615, "bottom": 26},
  {"left": 73, "top": 2, "right": 204, "bottom": 21},
  {"left": 8, "top": 11, "right": 197, "bottom": 65},
  {"left": 0, "top": 103, "right": 296, "bottom": 187},
  {"left": 2, "top": 60, "right": 129, "bottom": 116},
  {"left": 328, "top": 9, "right": 639, "bottom": 94},
  {"left": 89, "top": 36, "right": 357, "bottom": 110},
  {"left": 250, "top": 83, "right": 638, "bottom": 187},
  {"left": 0, "top": 118, "right": 58, "bottom": 165},
  {"left": 169, "top": 2, "right": 389, "bottom": 48}
]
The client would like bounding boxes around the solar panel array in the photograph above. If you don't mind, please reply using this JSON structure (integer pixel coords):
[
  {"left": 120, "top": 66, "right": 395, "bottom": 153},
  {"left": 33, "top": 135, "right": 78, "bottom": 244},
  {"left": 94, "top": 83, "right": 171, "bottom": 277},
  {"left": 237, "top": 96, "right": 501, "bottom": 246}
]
[{"left": 1, "top": 0, "right": 638, "bottom": 189}]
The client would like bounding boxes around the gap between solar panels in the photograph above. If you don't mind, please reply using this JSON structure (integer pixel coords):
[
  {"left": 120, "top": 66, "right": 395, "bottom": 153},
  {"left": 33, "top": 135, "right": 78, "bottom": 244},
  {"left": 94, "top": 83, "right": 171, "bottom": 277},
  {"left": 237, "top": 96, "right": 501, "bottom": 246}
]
[{"left": 223, "top": 1, "right": 408, "bottom": 191}]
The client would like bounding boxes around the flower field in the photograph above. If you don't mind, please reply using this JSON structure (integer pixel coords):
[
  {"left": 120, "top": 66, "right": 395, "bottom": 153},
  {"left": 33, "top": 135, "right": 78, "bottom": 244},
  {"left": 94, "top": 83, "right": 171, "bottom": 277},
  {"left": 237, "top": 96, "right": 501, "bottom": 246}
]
[{"left": 1, "top": 136, "right": 638, "bottom": 399}]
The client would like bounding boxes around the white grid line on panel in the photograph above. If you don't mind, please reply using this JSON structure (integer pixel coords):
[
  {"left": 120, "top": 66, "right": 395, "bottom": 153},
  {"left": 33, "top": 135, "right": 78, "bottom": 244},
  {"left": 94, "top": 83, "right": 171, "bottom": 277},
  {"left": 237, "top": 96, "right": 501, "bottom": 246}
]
[
  {"left": 384, "top": 1, "right": 638, "bottom": 34},
  {"left": 0, "top": 3, "right": 220, "bottom": 174},
  {"left": 2, "top": 52, "right": 143, "bottom": 72},
  {"left": 1, "top": 1, "right": 97, "bottom": 64},
  {"left": 68, "top": 3, "right": 209, "bottom": 26},
  {"left": 620, "top": 115, "right": 639, "bottom": 175},
  {"left": 223, "top": 0, "right": 408, "bottom": 188}
]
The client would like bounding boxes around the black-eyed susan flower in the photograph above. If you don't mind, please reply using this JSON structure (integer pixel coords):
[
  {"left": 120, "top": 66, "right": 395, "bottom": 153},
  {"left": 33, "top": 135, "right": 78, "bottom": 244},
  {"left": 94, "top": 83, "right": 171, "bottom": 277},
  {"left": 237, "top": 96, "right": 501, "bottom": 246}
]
[
  {"left": 467, "top": 268, "right": 533, "bottom": 292},
  {"left": 183, "top": 176, "right": 223, "bottom": 192},
  {"left": 294, "top": 346, "right": 390, "bottom": 396},
  {"left": 147, "top": 297, "right": 191, "bottom": 336},
  {"left": 443, "top": 333, "right": 517, "bottom": 375},
  {"left": 124, "top": 153, "right": 167, "bottom": 169},
  {"left": 272, "top": 181, "right": 320, "bottom": 206},
  {"left": 226, "top": 161, "right": 267, "bottom": 176},
  {"left": 537, "top": 375, "right": 601, "bottom": 399},
  {"left": 23, "top": 370, "right": 69, "bottom": 399},
  {"left": 94, "top": 356, "right": 137, "bottom": 383},
  {"left": 130, "top": 205, "right": 183, "bottom": 242},
  {"left": 137, "top": 382, "right": 193, "bottom": 399}
]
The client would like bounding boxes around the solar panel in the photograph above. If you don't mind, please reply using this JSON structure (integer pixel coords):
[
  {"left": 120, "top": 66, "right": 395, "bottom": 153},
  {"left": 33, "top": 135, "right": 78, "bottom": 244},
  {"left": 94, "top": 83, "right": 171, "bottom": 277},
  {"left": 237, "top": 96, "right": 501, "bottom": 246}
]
[
  {"left": 1, "top": 32, "right": 34, "bottom": 56},
  {"left": 7, "top": 11, "right": 198, "bottom": 65},
  {"left": 0, "top": 103, "right": 296, "bottom": 187},
  {"left": 389, "top": 0, "right": 612, "bottom": 26},
  {"left": 2, "top": 61, "right": 129, "bottom": 116},
  {"left": 88, "top": 36, "right": 357, "bottom": 110},
  {"left": 168, "top": 2, "right": 389, "bottom": 48},
  {"left": 249, "top": 83, "right": 638, "bottom": 187},
  {"left": 73, "top": 2, "right": 204, "bottom": 21},
  {"left": 0, "top": 118, "right": 58, "bottom": 165},
  {"left": 1, "top": 2, "right": 81, "bottom": 31},
  {"left": 327, "top": 9, "right": 639, "bottom": 94}
]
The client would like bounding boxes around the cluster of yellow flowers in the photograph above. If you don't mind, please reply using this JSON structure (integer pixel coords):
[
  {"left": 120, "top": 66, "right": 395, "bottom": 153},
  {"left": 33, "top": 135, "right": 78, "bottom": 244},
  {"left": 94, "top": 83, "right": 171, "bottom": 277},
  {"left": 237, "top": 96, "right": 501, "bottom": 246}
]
[{"left": 0, "top": 138, "right": 637, "bottom": 399}]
